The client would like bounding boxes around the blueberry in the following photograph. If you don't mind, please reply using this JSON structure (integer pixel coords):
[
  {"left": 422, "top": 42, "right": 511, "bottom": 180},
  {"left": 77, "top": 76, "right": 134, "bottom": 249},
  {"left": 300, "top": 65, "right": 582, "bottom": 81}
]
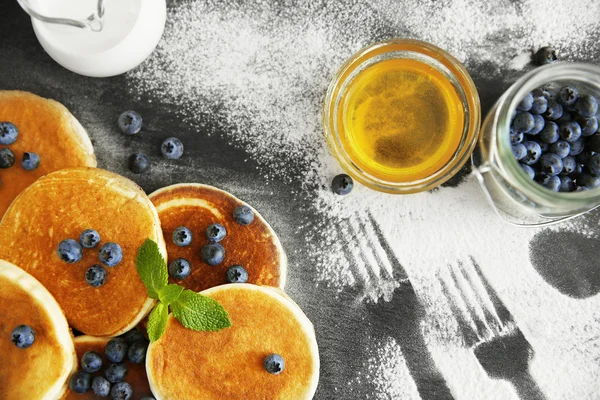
[
  {"left": 533, "top": 87, "right": 553, "bottom": 100},
  {"left": 575, "top": 185, "right": 591, "bottom": 192},
  {"left": 521, "top": 141, "right": 543, "bottom": 165},
  {"left": 577, "top": 116, "right": 598, "bottom": 137},
  {"left": 11, "top": 325, "right": 35, "bottom": 349},
  {"left": 92, "top": 376, "right": 111, "bottom": 397},
  {"left": 517, "top": 92, "right": 534, "bottom": 111},
  {"left": 557, "top": 86, "right": 579, "bottom": 107},
  {"left": 233, "top": 205, "right": 255, "bottom": 225},
  {"left": 0, "top": 148, "right": 15, "bottom": 169},
  {"left": 549, "top": 140, "right": 570, "bottom": 158},
  {"left": 535, "top": 47, "right": 558, "bottom": 65},
  {"left": 530, "top": 96, "right": 548, "bottom": 115},
  {"left": 574, "top": 94, "right": 598, "bottom": 118},
  {"left": 539, "top": 121, "right": 559, "bottom": 144},
  {"left": 226, "top": 265, "right": 249, "bottom": 283},
  {"left": 512, "top": 144, "right": 527, "bottom": 160},
  {"left": 512, "top": 112, "right": 535, "bottom": 133},
  {"left": 161, "top": 137, "right": 184, "bottom": 159},
  {"left": 562, "top": 156, "right": 577, "bottom": 175},
  {"left": 575, "top": 150, "right": 595, "bottom": 165},
  {"left": 81, "top": 351, "right": 103, "bottom": 373},
  {"left": 520, "top": 164, "right": 536, "bottom": 179},
  {"left": 85, "top": 265, "right": 107, "bottom": 287},
  {"left": 539, "top": 153, "right": 564, "bottom": 176},
  {"left": 556, "top": 111, "right": 574, "bottom": 125},
  {"left": 559, "top": 121, "right": 582, "bottom": 143},
  {"left": 538, "top": 175, "right": 561, "bottom": 192},
  {"left": 80, "top": 229, "right": 101, "bottom": 249},
  {"left": 21, "top": 152, "right": 40, "bottom": 171},
  {"left": 172, "top": 226, "right": 192, "bottom": 247},
  {"left": 559, "top": 176, "right": 574, "bottom": 192},
  {"left": 128, "top": 153, "right": 150, "bottom": 174},
  {"left": 105, "top": 362, "right": 128, "bottom": 383},
  {"left": 206, "top": 223, "right": 226, "bottom": 242},
  {"left": 332, "top": 173, "right": 354, "bottom": 195},
  {"left": 528, "top": 114, "right": 545, "bottom": 135},
  {"left": 264, "top": 354, "right": 285, "bottom": 375},
  {"left": 58, "top": 239, "right": 83, "bottom": 263},
  {"left": 534, "top": 139, "right": 549, "bottom": 152},
  {"left": 0, "top": 122, "right": 18, "bottom": 145},
  {"left": 573, "top": 163, "right": 584, "bottom": 177},
  {"left": 201, "top": 243, "right": 225, "bottom": 266},
  {"left": 578, "top": 174, "right": 600, "bottom": 188},
  {"left": 589, "top": 154, "right": 600, "bottom": 176},
  {"left": 510, "top": 130, "right": 524, "bottom": 144},
  {"left": 110, "top": 382, "right": 133, "bottom": 400},
  {"left": 121, "top": 328, "right": 145, "bottom": 345},
  {"left": 587, "top": 134, "right": 600, "bottom": 153},
  {"left": 69, "top": 371, "right": 92, "bottom": 394},
  {"left": 168, "top": 258, "right": 191, "bottom": 280},
  {"left": 99, "top": 242, "right": 123, "bottom": 267},
  {"left": 105, "top": 338, "right": 128, "bottom": 363},
  {"left": 543, "top": 100, "right": 563, "bottom": 121},
  {"left": 568, "top": 138, "right": 585, "bottom": 156},
  {"left": 117, "top": 111, "right": 142, "bottom": 135},
  {"left": 127, "top": 340, "right": 148, "bottom": 364}
]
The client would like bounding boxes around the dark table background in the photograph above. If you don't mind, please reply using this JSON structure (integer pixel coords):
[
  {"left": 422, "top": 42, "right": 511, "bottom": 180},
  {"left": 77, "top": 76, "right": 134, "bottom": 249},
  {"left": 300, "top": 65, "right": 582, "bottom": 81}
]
[{"left": 2, "top": 1, "right": 600, "bottom": 399}]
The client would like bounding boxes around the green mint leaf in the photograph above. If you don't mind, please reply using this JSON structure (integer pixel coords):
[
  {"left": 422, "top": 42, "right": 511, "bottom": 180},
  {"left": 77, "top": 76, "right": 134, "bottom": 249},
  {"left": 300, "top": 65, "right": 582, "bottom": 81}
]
[
  {"left": 136, "top": 239, "right": 168, "bottom": 299},
  {"left": 159, "top": 284, "right": 184, "bottom": 306},
  {"left": 171, "top": 289, "right": 231, "bottom": 332},
  {"left": 147, "top": 302, "right": 169, "bottom": 342}
]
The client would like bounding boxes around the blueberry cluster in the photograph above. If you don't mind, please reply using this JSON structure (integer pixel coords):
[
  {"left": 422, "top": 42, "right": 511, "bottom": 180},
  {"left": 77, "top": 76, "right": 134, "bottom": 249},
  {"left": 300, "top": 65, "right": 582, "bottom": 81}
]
[
  {"left": 168, "top": 205, "right": 254, "bottom": 283},
  {"left": 0, "top": 121, "right": 41, "bottom": 171},
  {"left": 510, "top": 86, "right": 600, "bottom": 192},
  {"left": 57, "top": 229, "right": 123, "bottom": 287},
  {"left": 68, "top": 328, "right": 153, "bottom": 399},
  {"left": 11, "top": 324, "right": 35, "bottom": 349}
]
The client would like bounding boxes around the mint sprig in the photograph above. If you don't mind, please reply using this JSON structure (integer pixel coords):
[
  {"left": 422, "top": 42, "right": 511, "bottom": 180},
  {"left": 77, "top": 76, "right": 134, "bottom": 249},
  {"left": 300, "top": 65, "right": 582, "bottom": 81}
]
[{"left": 136, "top": 239, "right": 231, "bottom": 341}]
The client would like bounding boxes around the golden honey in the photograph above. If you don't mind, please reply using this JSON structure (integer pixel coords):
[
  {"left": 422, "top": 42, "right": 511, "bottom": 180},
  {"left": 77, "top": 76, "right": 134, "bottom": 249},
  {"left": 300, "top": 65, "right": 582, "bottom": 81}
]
[{"left": 337, "top": 58, "right": 465, "bottom": 183}]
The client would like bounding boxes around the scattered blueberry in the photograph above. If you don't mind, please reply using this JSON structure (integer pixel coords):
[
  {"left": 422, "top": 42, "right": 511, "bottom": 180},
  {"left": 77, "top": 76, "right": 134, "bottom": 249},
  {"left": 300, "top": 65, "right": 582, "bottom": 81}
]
[
  {"left": 559, "top": 176, "right": 575, "bottom": 192},
  {"left": 0, "top": 122, "right": 18, "bottom": 145},
  {"left": 512, "top": 112, "right": 535, "bottom": 133},
  {"left": 521, "top": 141, "right": 543, "bottom": 165},
  {"left": 559, "top": 121, "right": 582, "bottom": 143},
  {"left": 539, "top": 121, "right": 559, "bottom": 144},
  {"left": 578, "top": 174, "right": 600, "bottom": 188},
  {"left": 539, "top": 153, "right": 564, "bottom": 176},
  {"left": 588, "top": 154, "right": 600, "bottom": 176},
  {"left": 201, "top": 243, "right": 225, "bottom": 266},
  {"left": 549, "top": 140, "right": 570, "bottom": 158},
  {"left": 574, "top": 94, "right": 598, "bottom": 118},
  {"left": 529, "top": 114, "right": 545, "bottom": 135},
  {"left": 535, "top": 47, "right": 558, "bottom": 65},
  {"left": 99, "top": 242, "right": 123, "bottom": 267},
  {"left": 331, "top": 174, "right": 354, "bottom": 195},
  {"left": 206, "top": 223, "right": 227, "bottom": 242},
  {"left": 11, "top": 325, "right": 35, "bottom": 349},
  {"left": 80, "top": 229, "right": 101, "bottom": 249},
  {"left": 530, "top": 96, "right": 548, "bottom": 115},
  {"left": 233, "top": 205, "right": 255, "bottom": 225},
  {"left": 81, "top": 351, "right": 103, "bottom": 373},
  {"left": 121, "top": 328, "right": 145, "bottom": 345},
  {"left": 557, "top": 86, "right": 579, "bottom": 107},
  {"left": 127, "top": 340, "right": 149, "bottom": 364},
  {"left": 58, "top": 239, "right": 83, "bottom": 263},
  {"left": 85, "top": 265, "right": 107, "bottom": 287},
  {"left": 538, "top": 175, "right": 561, "bottom": 192},
  {"left": 517, "top": 92, "right": 533, "bottom": 111},
  {"left": 543, "top": 100, "right": 563, "bottom": 121},
  {"left": 562, "top": 156, "right": 577, "bottom": 175},
  {"left": 578, "top": 116, "right": 598, "bottom": 137},
  {"left": 129, "top": 153, "right": 150, "bottom": 174},
  {"left": 0, "top": 148, "right": 15, "bottom": 169},
  {"left": 21, "top": 152, "right": 40, "bottom": 171},
  {"left": 105, "top": 338, "right": 128, "bottom": 363},
  {"left": 168, "top": 258, "right": 191, "bottom": 280},
  {"left": 91, "top": 376, "right": 111, "bottom": 397},
  {"left": 105, "top": 362, "right": 128, "bottom": 383},
  {"left": 264, "top": 354, "right": 285, "bottom": 375},
  {"left": 69, "top": 371, "right": 92, "bottom": 394},
  {"left": 226, "top": 265, "right": 249, "bottom": 283},
  {"left": 520, "top": 164, "right": 536, "bottom": 179},
  {"left": 161, "top": 137, "right": 184, "bottom": 160},
  {"left": 568, "top": 138, "right": 585, "bottom": 156},
  {"left": 117, "top": 111, "right": 142, "bottom": 135},
  {"left": 512, "top": 144, "right": 527, "bottom": 160},
  {"left": 510, "top": 130, "right": 524, "bottom": 144},
  {"left": 172, "top": 226, "right": 192, "bottom": 247},
  {"left": 110, "top": 382, "right": 133, "bottom": 400}
]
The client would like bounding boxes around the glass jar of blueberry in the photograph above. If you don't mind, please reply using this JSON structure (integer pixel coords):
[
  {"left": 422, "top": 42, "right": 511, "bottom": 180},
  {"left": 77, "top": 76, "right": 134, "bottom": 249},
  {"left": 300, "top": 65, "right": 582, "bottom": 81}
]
[{"left": 472, "top": 63, "right": 600, "bottom": 226}]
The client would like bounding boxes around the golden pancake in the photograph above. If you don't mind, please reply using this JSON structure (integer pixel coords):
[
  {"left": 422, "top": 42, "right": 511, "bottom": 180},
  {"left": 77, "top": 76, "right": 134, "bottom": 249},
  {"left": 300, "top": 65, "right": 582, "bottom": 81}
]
[
  {"left": 0, "top": 91, "right": 96, "bottom": 217},
  {"left": 147, "top": 284, "right": 320, "bottom": 399},
  {"left": 62, "top": 335, "right": 153, "bottom": 400},
  {"left": 0, "top": 167, "right": 167, "bottom": 337},
  {"left": 0, "top": 260, "right": 76, "bottom": 400},
  {"left": 149, "top": 184, "right": 287, "bottom": 291}
]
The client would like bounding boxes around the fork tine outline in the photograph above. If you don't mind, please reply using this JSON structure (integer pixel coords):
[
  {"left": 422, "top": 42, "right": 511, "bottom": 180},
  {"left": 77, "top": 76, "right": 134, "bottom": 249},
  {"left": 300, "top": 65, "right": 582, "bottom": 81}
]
[
  {"left": 470, "top": 257, "right": 514, "bottom": 324},
  {"left": 447, "top": 264, "right": 489, "bottom": 341},
  {"left": 438, "top": 273, "right": 480, "bottom": 346}
]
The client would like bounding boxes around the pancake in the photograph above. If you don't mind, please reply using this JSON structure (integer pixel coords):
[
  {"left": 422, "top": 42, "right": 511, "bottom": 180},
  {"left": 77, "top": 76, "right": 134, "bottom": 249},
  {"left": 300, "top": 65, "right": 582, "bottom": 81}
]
[
  {"left": 0, "top": 167, "right": 167, "bottom": 337},
  {"left": 62, "top": 335, "right": 153, "bottom": 400},
  {"left": 147, "top": 284, "right": 320, "bottom": 399},
  {"left": 0, "top": 90, "right": 96, "bottom": 217},
  {"left": 0, "top": 259, "right": 76, "bottom": 400},
  {"left": 149, "top": 184, "right": 287, "bottom": 291}
]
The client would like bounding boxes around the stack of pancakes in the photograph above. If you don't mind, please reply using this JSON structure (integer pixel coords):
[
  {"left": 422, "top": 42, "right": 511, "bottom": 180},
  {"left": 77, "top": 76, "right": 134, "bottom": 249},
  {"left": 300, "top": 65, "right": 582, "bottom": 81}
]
[{"left": 0, "top": 91, "right": 319, "bottom": 399}]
